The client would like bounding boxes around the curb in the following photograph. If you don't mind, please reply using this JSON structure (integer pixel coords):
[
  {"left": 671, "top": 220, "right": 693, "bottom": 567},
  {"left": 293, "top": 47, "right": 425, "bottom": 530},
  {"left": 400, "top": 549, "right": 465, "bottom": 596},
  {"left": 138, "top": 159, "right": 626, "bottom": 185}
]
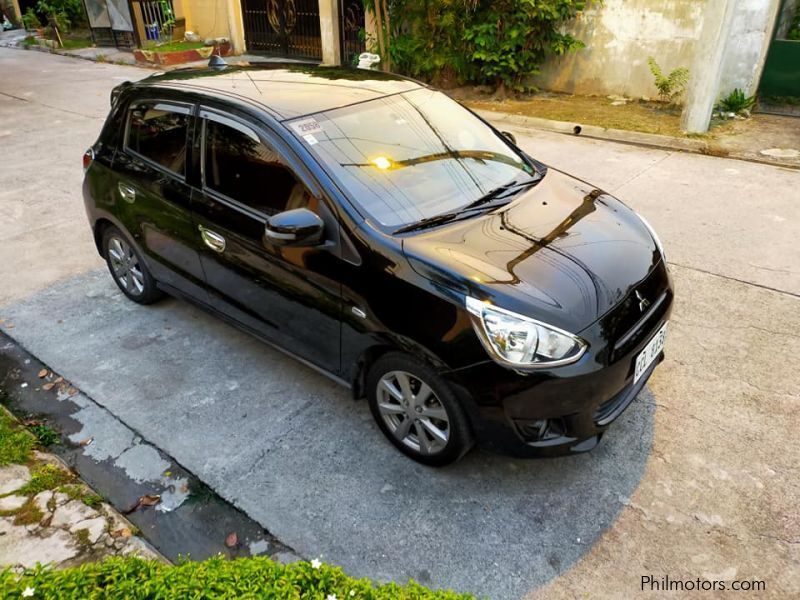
[{"left": 473, "top": 108, "right": 800, "bottom": 171}]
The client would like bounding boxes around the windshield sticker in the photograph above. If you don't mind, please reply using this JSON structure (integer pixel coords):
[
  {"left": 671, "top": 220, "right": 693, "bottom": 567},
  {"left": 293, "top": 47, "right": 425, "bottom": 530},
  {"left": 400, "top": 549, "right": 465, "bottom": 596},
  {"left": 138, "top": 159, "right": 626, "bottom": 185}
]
[
  {"left": 291, "top": 118, "right": 323, "bottom": 136},
  {"left": 303, "top": 134, "right": 319, "bottom": 146}
]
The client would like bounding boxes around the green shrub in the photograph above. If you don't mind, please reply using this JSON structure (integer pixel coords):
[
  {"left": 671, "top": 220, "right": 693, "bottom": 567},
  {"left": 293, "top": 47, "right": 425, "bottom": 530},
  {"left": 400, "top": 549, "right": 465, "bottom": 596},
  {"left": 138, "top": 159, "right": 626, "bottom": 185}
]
[
  {"left": 717, "top": 88, "right": 756, "bottom": 115},
  {"left": 0, "top": 556, "right": 474, "bottom": 599},
  {"left": 29, "top": 423, "right": 59, "bottom": 447},
  {"left": 0, "top": 411, "right": 35, "bottom": 466},
  {"left": 647, "top": 57, "right": 690, "bottom": 104},
  {"left": 21, "top": 8, "right": 41, "bottom": 30},
  {"left": 35, "top": 0, "right": 86, "bottom": 30},
  {"left": 788, "top": 5, "right": 800, "bottom": 41},
  {"left": 385, "top": 0, "right": 591, "bottom": 92}
]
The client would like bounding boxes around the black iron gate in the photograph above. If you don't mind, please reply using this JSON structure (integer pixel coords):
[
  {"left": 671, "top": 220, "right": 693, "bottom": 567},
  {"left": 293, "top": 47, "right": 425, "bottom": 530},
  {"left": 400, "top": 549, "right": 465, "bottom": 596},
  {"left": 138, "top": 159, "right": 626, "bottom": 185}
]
[
  {"left": 241, "top": 0, "right": 322, "bottom": 60},
  {"left": 339, "top": 0, "right": 365, "bottom": 66}
]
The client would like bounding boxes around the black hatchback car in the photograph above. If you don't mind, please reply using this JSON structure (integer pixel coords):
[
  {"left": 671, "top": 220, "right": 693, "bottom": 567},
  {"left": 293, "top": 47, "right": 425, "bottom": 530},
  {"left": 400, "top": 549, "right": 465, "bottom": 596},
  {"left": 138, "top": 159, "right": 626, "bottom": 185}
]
[{"left": 83, "top": 63, "right": 673, "bottom": 465}]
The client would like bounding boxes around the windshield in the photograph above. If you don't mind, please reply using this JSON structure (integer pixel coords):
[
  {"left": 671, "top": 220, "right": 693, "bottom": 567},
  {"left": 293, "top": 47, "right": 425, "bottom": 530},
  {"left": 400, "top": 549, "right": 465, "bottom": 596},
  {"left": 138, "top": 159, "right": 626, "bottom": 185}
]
[{"left": 286, "top": 88, "right": 536, "bottom": 229}]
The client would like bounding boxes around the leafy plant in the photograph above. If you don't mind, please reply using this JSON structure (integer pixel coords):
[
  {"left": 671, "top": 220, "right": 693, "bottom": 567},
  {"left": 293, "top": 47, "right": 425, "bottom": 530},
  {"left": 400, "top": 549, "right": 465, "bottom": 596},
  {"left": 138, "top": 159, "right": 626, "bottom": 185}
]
[
  {"left": 384, "top": 1, "right": 592, "bottom": 93},
  {"left": 21, "top": 8, "right": 41, "bottom": 30},
  {"left": 647, "top": 57, "right": 690, "bottom": 104},
  {"left": 29, "top": 423, "right": 59, "bottom": 447},
  {"left": 0, "top": 556, "right": 474, "bottom": 599},
  {"left": 717, "top": 88, "right": 756, "bottom": 115},
  {"left": 35, "top": 0, "right": 69, "bottom": 33}
]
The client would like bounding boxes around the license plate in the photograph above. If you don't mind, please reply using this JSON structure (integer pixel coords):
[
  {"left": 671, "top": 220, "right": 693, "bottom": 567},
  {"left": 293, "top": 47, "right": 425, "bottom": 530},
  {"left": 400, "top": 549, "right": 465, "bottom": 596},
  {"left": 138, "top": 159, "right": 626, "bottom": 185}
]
[{"left": 634, "top": 322, "right": 668, "bottom": 384}]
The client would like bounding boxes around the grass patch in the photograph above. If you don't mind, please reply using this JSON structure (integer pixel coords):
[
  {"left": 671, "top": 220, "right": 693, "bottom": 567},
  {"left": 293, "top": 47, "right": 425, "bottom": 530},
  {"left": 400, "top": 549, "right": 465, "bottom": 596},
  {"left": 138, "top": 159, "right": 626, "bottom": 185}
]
[
  {"left": 143, "top": 40, "right": 205, "bottom": 53},
  {"left": 12, "top": 498, "right": 44, "bottom": 526},
  {"left": 82, "top": 493, "right": 102, "bottom": 509},
  {"left": 0, "top": 556, "right": 473, "bottom": 599},
  {"left": 56, "top": 484, "right": 102, "bottom": 508},
  {"left": 463, "top": 92, "right": 738, "bottom": 139},
  {"left": 60, "top": 37, "right": 93, "bottom": 50},
  {"left": 57, "top": 484, "right": 84, "bottom": 501},
  {"left": 74, "top": 528, "right": 91, "bottom": 546},
  {"left": 21, "top": 36, "right": 37, "bottom": 48},
  {"left": 19, "top": 463, "right": 73, "bottom": 495},
  {"left": 0, "top": 410, "right": 35, "bottom": 466}
]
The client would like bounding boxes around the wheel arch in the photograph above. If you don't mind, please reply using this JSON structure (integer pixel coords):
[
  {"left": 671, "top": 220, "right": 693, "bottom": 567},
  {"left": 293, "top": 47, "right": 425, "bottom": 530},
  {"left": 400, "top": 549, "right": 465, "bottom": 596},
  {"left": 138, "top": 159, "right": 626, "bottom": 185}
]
[
  {"left": 93, "top": 217, "right": 117, "bottom": 257},
  {"left": 349, "top": 334, "right": 452, "bottom": 400}
]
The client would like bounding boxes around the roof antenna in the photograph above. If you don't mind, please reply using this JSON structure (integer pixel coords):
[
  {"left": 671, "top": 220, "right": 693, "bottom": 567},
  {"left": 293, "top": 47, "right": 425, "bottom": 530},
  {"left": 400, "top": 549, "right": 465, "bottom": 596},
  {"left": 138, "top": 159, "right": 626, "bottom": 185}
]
[{"left": 209, "top": 55, "right": 227, "bottom": 70}]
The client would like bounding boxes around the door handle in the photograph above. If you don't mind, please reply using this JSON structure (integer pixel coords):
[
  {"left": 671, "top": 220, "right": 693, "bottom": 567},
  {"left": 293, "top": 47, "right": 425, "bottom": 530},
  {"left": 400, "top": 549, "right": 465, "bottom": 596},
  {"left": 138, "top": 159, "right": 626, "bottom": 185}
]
[
  {"left": 118, "top": 182, "right": 136, "bottom": 203},
  {"left": 199, "top": 225, "right": 226, "bottom": 253}
]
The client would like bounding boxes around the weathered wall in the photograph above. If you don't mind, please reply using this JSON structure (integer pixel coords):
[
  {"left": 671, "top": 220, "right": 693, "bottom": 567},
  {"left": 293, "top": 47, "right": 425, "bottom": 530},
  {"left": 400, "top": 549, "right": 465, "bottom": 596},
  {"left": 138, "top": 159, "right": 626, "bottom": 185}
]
[
  {"left": 183, "top": 0, "right": 230, "bottom": 40},
  {"left": 719, "top": 0, "right": 783, "bottom": 96},
  {"left": 535, "top": 0, "right": 706, "bottom": 99}
]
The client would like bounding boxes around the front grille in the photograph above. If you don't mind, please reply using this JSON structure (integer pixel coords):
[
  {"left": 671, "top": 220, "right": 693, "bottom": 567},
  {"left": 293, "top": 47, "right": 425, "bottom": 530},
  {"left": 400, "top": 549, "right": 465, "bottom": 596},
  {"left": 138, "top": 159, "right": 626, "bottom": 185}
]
[{"left": 599, "top": 260, "right": 670, "bottom": 361}]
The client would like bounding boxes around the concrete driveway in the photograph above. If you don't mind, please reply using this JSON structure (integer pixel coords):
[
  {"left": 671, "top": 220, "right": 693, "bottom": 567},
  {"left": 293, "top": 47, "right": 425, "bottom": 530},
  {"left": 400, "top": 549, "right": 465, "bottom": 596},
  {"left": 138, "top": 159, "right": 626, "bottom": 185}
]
[{"left": 1, "top": 49, "right": 798, "bottom": 598}]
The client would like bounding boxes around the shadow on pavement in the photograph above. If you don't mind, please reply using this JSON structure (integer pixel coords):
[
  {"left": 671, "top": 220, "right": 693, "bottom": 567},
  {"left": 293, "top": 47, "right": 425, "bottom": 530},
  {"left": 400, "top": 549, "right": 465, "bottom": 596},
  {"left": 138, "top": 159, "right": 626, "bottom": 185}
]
[{"left": 0, "top": 270, "right": 655, "bottom": 599}]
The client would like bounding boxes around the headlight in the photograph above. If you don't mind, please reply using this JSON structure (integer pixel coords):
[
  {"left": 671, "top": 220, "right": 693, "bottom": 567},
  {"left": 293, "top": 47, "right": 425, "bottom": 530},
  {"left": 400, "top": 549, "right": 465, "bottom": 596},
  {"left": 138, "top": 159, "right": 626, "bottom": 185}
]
[
  {"left": 637, "top": 213, "right": 666, "bottom": 260},
  {"left": 465, "top": 297, "right": 587, "bottom": 369}
]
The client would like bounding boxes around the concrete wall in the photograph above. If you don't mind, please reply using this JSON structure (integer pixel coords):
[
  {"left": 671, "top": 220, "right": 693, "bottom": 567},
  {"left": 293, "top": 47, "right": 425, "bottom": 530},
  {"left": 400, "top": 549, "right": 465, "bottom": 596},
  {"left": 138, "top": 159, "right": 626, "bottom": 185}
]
[
  {"left": 535, "top": 0, "right": 706, "bottom": 99},
  {"left": 183, "top": 0, "right": 230, "bottom": 40},
  {"left": 719, "top": 0, "right": 783, "bottom": 96}
]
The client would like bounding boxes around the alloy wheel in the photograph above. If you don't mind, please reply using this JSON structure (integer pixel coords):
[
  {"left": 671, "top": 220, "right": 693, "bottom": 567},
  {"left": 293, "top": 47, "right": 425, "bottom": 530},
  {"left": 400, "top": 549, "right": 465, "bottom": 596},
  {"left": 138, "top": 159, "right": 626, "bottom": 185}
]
[
  {"left": 376, "top": 370, "right": 450, "bottom": 456},
  {"left": 107, "top": 236, "right": 145, "bottom": 296}
]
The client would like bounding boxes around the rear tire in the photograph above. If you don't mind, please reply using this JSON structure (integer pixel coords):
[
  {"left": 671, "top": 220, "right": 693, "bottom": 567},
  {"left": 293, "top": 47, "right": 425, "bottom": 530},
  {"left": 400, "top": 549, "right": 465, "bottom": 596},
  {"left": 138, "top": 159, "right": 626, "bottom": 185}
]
[
  {"left": 102, "top": 226, "right": 163, "bottom": 305},
  {"left": 367, "top": 352, "right": 473, "bottom": 466}
]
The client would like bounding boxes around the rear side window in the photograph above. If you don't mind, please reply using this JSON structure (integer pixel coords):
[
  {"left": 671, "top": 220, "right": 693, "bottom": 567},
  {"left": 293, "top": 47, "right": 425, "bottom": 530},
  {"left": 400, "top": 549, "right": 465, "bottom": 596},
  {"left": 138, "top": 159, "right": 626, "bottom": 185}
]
[
  {"left": 126, "top": 103, "right": 190, "bottom": 176},
  {"left": 203, "top": 117, "right": 310, "bottom": 216}
]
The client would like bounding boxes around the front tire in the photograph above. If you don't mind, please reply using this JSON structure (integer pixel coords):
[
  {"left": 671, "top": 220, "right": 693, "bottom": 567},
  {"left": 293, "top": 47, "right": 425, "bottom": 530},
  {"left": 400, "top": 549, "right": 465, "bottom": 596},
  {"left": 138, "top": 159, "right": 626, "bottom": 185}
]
[
  {"left": 102, "top": 226, "right": 163, "bottom": 304},
  {"left": 367, "top": 352, "right": 473, "bottom": 466}
]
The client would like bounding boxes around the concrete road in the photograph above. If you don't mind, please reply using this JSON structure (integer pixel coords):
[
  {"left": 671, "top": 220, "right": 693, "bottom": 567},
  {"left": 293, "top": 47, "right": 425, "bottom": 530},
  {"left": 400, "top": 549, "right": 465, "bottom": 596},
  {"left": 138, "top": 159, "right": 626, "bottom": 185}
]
[{"left": 1, "top": 49, "right": 798, "bottom": 598}]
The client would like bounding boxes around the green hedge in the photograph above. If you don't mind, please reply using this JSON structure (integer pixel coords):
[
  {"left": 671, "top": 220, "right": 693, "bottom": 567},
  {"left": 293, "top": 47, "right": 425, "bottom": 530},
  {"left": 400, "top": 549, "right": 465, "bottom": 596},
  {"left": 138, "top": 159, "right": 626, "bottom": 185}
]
[{"left": 1, "top": 556, "right": 474, "bottom": 599}]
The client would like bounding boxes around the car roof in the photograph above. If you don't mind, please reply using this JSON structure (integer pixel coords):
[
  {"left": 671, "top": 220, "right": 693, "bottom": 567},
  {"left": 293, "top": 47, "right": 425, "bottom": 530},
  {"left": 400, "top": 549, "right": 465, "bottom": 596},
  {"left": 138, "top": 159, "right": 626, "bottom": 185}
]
[{"left": 135, "top": 63, "right": 425, "bottom": 121}]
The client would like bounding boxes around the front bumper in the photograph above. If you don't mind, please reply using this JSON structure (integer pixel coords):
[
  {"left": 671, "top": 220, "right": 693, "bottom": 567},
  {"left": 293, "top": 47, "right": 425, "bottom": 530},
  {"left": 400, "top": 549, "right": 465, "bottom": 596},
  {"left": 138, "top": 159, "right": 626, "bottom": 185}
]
[{"left": 446, "top": 263, "right": 674, "bottom": 458}]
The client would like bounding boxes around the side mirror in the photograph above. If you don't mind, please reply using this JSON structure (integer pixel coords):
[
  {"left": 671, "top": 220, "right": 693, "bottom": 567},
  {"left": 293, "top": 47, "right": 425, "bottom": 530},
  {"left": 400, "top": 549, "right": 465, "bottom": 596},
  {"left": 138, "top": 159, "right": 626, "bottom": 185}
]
[
  {"left": 264, "top": 208, "right": 324, "bottom": 247},
  {"left": 501, "top": 131, "right": 517, "bottom": 145}
]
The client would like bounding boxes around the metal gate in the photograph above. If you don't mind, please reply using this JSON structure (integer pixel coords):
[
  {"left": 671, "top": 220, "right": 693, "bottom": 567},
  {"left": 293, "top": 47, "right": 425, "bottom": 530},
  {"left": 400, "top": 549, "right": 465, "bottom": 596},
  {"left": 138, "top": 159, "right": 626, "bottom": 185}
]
[
  {"left": 241, "top": 0, "right": 322, "bottom": 60},
  {"left": 339, "top": 0, "right": 365, "bottom": 66},
  {"left": 83, "top": 0, "right": 136, "bottom": 48}
]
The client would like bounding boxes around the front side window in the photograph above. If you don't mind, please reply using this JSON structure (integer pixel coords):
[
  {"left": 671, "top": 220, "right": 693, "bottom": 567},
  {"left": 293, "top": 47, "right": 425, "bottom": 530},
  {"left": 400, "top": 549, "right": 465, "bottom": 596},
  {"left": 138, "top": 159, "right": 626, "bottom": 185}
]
[
  {"left": 126, "top": 103, "right": 189, "bottom": 175},
  {"left": 203, "top": 119, "right": 311, "bottom": 216},
  {"left": 286, "top": 88, "right": 536, "bottom": 229}
]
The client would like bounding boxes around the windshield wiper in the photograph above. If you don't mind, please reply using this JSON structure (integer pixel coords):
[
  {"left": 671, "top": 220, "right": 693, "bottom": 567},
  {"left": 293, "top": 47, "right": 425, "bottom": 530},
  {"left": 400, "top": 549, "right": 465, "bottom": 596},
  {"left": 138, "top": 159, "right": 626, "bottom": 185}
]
[
  {"left": 460, "top": 175, "right": 543, "bottom": 212},
  {"left": 394, "top": 211, "right": 462, "bottom": 234},
  {"left": 394, "top": 173, "right": 543, "bottom": 234}
]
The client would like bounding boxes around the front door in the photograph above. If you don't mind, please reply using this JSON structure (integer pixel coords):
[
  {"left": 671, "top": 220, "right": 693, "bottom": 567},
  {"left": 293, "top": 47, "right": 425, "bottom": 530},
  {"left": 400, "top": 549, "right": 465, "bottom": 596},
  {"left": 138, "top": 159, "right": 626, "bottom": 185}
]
[
  {"left": 190, "top": 108, "right": 342, "bottom": 374},
  {"left": 113, "top": 99, "right": 208, "bottom": 301}
]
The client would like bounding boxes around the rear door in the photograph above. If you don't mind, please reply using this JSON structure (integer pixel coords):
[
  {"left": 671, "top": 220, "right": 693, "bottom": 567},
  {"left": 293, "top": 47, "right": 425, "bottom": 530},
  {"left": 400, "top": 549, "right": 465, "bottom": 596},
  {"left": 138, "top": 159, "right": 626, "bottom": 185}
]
[
  {"left": 190, "top": 108, "right": 342, "bottom": 374},
  {"left": 112, "top": 99, "right": 207, "bottom": 301}
]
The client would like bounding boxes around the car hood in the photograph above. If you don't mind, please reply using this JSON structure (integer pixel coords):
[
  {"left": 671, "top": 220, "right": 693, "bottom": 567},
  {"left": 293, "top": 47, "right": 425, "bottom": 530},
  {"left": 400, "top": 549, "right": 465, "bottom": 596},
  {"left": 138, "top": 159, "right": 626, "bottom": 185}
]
[{"left": 401, "top": 169, "right": 661, "bottom": 333}]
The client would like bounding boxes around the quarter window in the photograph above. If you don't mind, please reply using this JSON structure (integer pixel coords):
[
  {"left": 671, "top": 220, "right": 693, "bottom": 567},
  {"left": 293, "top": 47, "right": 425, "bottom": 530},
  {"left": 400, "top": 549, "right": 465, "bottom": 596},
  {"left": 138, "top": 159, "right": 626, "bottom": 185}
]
[
  {"left": 126, "top": 103, "right": 189, "bottom": 175},
  {"left": 203, "top": 119, "right": 311, "bottom": 216}
]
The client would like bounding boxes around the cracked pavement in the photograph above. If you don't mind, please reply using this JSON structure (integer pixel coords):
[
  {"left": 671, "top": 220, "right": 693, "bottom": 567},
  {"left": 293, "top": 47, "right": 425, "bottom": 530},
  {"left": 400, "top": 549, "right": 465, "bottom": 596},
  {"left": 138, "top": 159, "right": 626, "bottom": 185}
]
[{"left": 0, "top": 48, "right": 798, "bottom": 598}]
